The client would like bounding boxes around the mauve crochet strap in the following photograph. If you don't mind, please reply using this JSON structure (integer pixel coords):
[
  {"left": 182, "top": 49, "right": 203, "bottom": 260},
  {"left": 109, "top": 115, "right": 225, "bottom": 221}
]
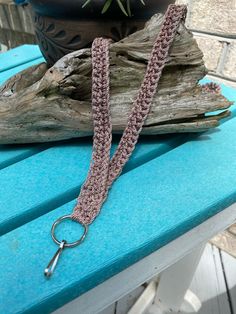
[
  {"left": 44, "top": 4, "right": 187, "bottom": 278},
  {"left": 72, "top": 4, "right": 187, "bottom": 225}
]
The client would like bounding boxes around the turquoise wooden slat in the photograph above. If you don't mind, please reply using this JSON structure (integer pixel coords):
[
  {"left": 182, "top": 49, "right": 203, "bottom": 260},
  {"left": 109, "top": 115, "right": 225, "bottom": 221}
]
[
  {"left": 0, "top": 135, "right": 186, "bottom": 236},
  {"left": 0, "top": 44, "right": 236, "bottom": 313},
  {"left": 0, "top": 45, "right": 188, "bottom": 236},
  {"left": 1, "top": 116, "right": 236, "bottom": 314},
  {"left": 0, "top": 45, "right": 235, "bottom": 239},
  {"left": 0, "top": 143, "right": 49, "bottom": 170},
  {"left": 0, "top": 57, "right": 45, "bottom": 85},
  {"left": 0, "top": 45, "right": 235, "bottom": 241},
  {"left": 0, "top": 45, "right": 43, "bottom": 73}
]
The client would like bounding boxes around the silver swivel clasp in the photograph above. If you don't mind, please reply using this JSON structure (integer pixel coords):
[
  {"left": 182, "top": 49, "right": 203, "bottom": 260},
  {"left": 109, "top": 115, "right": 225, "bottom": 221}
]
[{"left": 44, "top": 215, "right": 88, "bottom": 278}]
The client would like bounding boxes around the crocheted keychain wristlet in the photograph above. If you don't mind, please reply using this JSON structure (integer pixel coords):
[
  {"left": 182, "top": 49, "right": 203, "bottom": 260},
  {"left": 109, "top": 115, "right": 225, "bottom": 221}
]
[{"left": 44, "top": 4, "right": 187, "bottom": 278}]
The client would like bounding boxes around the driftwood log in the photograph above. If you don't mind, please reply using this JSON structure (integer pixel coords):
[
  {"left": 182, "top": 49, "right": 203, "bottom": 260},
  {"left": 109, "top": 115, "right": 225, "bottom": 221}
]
[{"left": 0, "top": 13, "right": 232, "bottom": 144}]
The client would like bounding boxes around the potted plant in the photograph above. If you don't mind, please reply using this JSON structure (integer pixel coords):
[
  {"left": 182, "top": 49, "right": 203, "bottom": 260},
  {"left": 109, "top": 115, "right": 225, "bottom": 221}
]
[{"left": 29, "top": 0, "right": 175, "bottom": 66}]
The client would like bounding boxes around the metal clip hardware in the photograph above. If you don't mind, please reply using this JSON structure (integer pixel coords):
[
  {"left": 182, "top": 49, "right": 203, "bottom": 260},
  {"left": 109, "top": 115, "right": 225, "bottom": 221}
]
[
  {"left": 44, "top": 240, "right": 66, "bottom": 278},
  {"left": 44, "top": 215, "right": 88, "bottom": 278}
]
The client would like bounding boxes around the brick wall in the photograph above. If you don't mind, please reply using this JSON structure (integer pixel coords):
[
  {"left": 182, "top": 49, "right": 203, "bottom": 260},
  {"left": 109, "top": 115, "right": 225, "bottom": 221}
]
[{"left": 176, "top": 0, "right": 236, "bottom": 87}]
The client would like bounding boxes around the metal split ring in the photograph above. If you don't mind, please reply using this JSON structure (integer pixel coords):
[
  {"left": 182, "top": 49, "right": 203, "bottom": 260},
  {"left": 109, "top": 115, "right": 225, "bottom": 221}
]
[{"left": 51, "top": 214, "right": 88, "bottom": 248}]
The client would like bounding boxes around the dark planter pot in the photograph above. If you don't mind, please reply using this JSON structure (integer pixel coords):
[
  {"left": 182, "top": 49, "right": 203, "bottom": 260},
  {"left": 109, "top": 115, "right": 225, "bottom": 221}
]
[{"left": 29, "top": 0, "right": 175, "bottom": 66}]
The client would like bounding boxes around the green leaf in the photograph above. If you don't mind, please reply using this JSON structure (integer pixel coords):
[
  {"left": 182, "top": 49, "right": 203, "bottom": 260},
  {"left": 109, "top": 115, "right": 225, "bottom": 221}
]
[
  {"left": 126, "top": 0, "right": 131, "bottom": 16},
  {"left": 139, "top": 0, "right": 145, "bottom": 5},
  {"left": 116, "top": 0, "right": 128, "bottom": 16},
  {"left": 82, "top": 0, "right": 91, "bottom": 8},
  {"left": 102, "top": 0, "right": 113, "bottom": 14}
]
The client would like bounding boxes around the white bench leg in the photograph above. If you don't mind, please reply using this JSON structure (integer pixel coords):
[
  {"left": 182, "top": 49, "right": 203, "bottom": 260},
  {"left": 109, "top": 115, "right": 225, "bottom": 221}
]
[{"left": 128, "top": 243, "right": 205, "bottom": 314}]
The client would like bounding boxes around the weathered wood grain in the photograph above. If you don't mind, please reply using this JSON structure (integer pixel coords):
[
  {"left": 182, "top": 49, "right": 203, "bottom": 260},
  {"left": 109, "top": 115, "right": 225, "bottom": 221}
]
[
  {"left": 0, "top": 13, "right": 232, "bottom": 144},
  {"left": 0, "top": 0, "right": 35, "bottom": 48},
  {"left": 221, "top": 251, "right": 236, "bottom": 313},
  {"left": 211, "top": 228, "right": 236, "bottom": 259},
  {"left": 0, "top": 0, "right": 34, "bottom": 34}
]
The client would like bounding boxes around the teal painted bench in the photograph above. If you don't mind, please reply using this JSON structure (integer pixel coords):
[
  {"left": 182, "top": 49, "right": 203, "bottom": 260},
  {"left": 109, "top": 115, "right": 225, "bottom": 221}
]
[{"left": 0, "top": 45, "right": 236, "bottom": 314}]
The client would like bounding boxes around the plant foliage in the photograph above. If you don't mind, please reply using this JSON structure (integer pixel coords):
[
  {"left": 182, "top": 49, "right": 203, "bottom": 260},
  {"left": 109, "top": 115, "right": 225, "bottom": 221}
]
[{"left": 82, "top": 0, "right": 145, "bottom": 16}]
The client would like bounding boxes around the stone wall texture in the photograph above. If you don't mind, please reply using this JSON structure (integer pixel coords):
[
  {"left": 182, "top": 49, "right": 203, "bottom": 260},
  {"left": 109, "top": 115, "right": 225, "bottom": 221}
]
[{"left": 176, "top": 0, "right": 236, "bottom": 84}]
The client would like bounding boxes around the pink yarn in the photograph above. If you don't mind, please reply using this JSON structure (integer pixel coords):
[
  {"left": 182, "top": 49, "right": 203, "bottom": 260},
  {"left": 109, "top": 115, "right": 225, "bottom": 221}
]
[
  {"left": 72, "top": 4, "right": 187, "bottom": 225},
  {"left": 202, "top": 82, "right": 221, "bottom": 94}
]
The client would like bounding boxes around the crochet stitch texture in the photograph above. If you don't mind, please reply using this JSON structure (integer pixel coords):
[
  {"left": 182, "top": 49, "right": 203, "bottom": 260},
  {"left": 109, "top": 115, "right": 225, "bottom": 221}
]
[{"left": 72, "top": 4, "right": 187, "bottom": 225}]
